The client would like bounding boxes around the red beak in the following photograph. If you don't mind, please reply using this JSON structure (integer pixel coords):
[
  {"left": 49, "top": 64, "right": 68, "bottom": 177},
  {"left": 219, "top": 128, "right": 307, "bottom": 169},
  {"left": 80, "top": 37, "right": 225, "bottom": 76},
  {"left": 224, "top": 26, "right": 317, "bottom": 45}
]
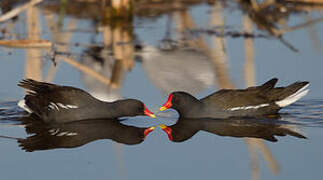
[
  {"left": 159, "top": 124, "right": 173, "bottom": 141},
  {"left": 144, "top": 105, "right": 156, "bottom": 118},
  {"left": 144, "top": 126, "right": 155, "bottom": 138},
  {"left": 160, "top": 94, "right": 173, "bottom": 111}
]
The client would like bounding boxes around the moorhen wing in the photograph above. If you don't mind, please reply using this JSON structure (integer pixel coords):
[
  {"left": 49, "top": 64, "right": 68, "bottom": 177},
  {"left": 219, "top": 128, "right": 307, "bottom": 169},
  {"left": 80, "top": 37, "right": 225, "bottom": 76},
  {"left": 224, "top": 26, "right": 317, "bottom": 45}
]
[
  {"left": 18, "top": 79, "right": 156, "bottom": 123},
  {"left": 160, "top": 78, "right": 309, "bottom": 118},
  {"left": 18, "top": 117, "right": 155, "bottom": 152},
  {"left": 159, "top": 118, "right": 306, "bottom": 142}
]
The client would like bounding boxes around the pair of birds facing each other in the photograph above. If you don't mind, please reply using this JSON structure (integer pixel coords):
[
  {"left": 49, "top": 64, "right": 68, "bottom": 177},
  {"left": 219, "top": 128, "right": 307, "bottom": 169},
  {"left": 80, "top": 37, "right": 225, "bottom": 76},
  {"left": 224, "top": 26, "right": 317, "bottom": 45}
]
[{"left": 18, "top": 78, "right": 309, "bottom": 142}]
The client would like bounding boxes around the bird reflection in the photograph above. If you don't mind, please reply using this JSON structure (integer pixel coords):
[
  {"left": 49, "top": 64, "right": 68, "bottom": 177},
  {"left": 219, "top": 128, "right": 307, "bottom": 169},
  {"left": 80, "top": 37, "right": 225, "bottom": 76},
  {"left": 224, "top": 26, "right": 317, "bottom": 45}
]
[
  {"left": 160, "top": 117, "right": 306, "bottom": 142},
  {"left": 17, "top": 116, "right": 154, "bottom": 152}
]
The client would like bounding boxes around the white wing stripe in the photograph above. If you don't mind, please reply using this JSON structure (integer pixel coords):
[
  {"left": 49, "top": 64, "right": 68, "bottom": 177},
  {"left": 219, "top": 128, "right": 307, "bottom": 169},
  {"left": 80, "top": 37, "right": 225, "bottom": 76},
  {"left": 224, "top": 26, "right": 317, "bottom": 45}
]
[
  {"left": 48, "top": 102, "right": 78, "bottom": 111},
  {"left": 227, "top": 103, "right": 269, "bottom": 111}
]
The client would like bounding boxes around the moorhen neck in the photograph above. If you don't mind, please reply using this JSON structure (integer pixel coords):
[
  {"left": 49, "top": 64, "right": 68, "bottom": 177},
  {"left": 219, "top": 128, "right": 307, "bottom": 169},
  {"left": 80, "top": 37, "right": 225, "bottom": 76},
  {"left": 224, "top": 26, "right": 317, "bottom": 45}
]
[
  {"left": 18, "top": 79, "right": 156, "bottom": 123},
  {"left": 159, "top": 117, "right": 307, "bottom": 142},
  {"left": 160, "top": 78, "right": 309, "bottom": 118}
]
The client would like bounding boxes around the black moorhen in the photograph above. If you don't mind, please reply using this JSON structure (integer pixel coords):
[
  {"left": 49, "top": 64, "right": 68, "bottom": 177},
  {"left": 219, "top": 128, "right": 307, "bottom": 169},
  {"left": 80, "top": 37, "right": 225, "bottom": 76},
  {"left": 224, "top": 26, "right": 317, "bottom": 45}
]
[
  {"left": 18, "top": 117, "right": 155, "bottom": 151},
  {"left": 160, "top": 78, "right": 309, "bottom": 118},
  {"left": 18, "top": 79, "right": 156, "bottom": 123},
  {"left": 159, "top": 118, "right": 306, "bottom": 142}
]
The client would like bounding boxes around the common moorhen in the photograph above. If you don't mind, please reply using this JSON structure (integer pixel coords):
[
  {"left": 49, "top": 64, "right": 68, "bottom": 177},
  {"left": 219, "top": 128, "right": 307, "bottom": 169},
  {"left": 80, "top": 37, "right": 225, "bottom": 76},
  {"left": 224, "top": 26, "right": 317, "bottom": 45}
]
[
  {"left": 18, "top": 79, "right": 156, "bottom": 123},
  {"left": 18, "top": 117, "right": 155, "bottom": 151},
  {"left": 159, "top": 117, "right": 306, "bottom": 142},
  {"left": 160, "top": 78, "right": 309, "bottom": 118}
]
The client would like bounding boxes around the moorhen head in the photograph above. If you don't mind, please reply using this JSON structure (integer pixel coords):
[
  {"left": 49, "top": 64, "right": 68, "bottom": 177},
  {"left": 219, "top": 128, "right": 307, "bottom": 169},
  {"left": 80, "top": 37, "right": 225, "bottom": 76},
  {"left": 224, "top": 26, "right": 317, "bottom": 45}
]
[
  {"left": 160, "top": 91, "right": 201, "bottom": 117},
  {"left": 115, "top": 99, "right": 156, "bottom": 118}
]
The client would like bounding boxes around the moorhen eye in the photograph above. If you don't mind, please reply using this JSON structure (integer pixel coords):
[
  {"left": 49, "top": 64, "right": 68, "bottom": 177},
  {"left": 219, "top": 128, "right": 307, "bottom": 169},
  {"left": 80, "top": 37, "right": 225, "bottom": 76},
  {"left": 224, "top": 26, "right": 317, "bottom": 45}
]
[{"left": 173, "top": 96, "right": 180, "bottom": 103}]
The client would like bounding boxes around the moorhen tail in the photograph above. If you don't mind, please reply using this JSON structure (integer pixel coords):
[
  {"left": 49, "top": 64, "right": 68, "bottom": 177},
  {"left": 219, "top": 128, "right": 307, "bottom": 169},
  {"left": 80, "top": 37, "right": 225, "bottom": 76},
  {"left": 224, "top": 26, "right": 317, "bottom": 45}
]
[
  {"left": 18, "top": 118, "right": 155, "bottom": 152},
  {"left": 18, "top": 79, "right": 156, "bottom": 123},
  {"left": 160, "top": 78, "right": 309, "bottom": 118},
  {"left": 159, "top": 118, "right": 307, "bottom": 142}
]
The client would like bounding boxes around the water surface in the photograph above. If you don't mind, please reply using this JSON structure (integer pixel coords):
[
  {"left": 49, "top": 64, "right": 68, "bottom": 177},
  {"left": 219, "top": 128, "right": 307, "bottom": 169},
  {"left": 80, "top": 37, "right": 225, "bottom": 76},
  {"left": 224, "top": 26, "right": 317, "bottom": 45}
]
[{"left": 0, "top": 0, "right": 322, "bottom": 179}]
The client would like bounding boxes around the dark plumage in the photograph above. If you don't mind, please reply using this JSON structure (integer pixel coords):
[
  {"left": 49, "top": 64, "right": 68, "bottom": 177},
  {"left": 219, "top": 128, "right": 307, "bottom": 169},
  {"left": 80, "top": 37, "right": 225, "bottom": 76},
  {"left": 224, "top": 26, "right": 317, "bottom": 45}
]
[
  {"left": 160, "top": 118, "right": 307, "bottom": 142},
  {"left": 160, "top": 78, "right": 309, "bottom": 118},
  {"left": 18, "top": 118, "right": 155, "bottom": 152},
  {"left": 18, "top": 79, "right": 155, "bottom": 123}
]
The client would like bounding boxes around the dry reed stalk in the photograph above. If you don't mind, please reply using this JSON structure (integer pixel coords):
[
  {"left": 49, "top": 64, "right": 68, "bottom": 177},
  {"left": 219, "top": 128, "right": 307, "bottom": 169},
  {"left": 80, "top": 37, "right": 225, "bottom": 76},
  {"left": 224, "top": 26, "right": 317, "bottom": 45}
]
[
  {"left": 243, "top": 14, "right": 255, "bottom": 87},
  {"left": 57, "top": 55, "right": 118, "bottom": 88},
  {"left": 111, "top": 26, "right": 126, "bottom": 87},
  {"left": 245, "top": 139, "right": 260, "bottom": 180},
  {"left": 209, "top": 3, "right": 234, "bottom": 89},
  {"left": 25, "top": 6, "right": 42, "bottom": 81},
  {"left": 121, "top": 30, "right": 134, "bottom": 70},
  {"left": 110, "top": 60, "right": 124, "bottom": 88},
  {"left": 111, "top": 0, "right": 132, "bottom": 17},
  {"left": 0, "top": 39, "right": 51, "bottom": 48},
  {"left": 304, "top": 15, "right": 322, "bottom": 52},
  {"left": 247, "top": 138, "right": 280, "bottom": 174},
  {"left": 113, "top": 143, "right": 127, "bottom": 180},
  {"left": 44, "top": 12, "right": 77, "bottom": 82},
  {"left": 0, "top": 0, "right": 43, "bottom": 22},
  {"left": 102, "top": 25, "right": 112, "bottom": 46}
]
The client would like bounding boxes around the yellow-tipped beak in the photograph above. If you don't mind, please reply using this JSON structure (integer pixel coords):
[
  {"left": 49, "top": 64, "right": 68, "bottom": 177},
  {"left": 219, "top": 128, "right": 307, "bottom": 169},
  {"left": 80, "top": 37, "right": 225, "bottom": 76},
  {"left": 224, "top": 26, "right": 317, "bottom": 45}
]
[
  {"left": 149, "top": 114, "right": 156, "bottom": 118},
  {"left": 159, "top": 124, "right": 167, "bottom": 129},
  {"left": 144, "top": 126, "right": 156, "bottom": 137},
  {"left": 160, "top": 94, "right": 173, "bottom": 111},
  {"left": 144, "top": 106, "right": 156, "bottom": 118},
  {"left": 159, "top": 124, "right": 173, "bottom": 141}
]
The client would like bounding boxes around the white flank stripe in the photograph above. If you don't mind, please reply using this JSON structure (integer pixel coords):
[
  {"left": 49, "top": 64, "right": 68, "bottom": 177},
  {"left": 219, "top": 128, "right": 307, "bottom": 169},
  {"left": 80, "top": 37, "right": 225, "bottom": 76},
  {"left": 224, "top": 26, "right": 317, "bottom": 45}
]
[
  {"left": 66, "top": 132, "right": 78, "bottom": 136},
  {"left": 228, "top": 103, "right": 269, "bottom": 111},
  {"left": 48, "top": 104, "right": 55, "bottom": 110},
  {"left": 56, "top": 132, "right": 69, "bottom": 136},
  {"left": 66, "top": 104, "right": 78, "bottom": 108},
  {"left": 276, "top": 88, "right": 309, "bottom": 107},
  {"left": 18, "top": 99, "right": 78, "bottom": 113},
  {"left": 18, "top": 99, "right": 33, "bottom": 113},
  {"left": 50, "top": 102, "right": 59, "bottom": 111},
  {"left": 49, "top": 129, "right": 59, "bottom": 135},
  {"left": 48, "top": 102, "right": 78, "bottom": 111},
  {"left": 57, "top": 103, "right": 68, "bottom": 109}
]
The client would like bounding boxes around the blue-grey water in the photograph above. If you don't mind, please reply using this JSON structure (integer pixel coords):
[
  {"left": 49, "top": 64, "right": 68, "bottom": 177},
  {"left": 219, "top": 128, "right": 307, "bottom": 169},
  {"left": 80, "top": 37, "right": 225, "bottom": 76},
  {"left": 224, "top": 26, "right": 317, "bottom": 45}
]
[{"left": 0, "top": 1, "right": 322, "bottom": 179}]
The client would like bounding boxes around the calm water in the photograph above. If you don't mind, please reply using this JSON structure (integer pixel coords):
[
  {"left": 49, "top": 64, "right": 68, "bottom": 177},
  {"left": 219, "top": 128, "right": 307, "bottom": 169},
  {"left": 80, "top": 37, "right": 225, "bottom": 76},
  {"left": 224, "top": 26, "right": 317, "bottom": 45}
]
[{"left": 0, "top": 0, "right": 323, "bottom": 179}]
